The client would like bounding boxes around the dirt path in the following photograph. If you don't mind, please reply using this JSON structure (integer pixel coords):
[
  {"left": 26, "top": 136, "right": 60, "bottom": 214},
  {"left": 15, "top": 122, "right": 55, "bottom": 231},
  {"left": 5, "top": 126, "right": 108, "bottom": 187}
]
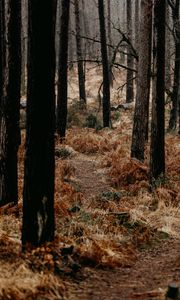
[
  {"left": 67, "top": 154, "right": 180, "bottom": 299},
  {"left": 72, "top": 154, "right": 110, "bottom": 199},
  {"left": 65, "top": 239, "right": 180, "bottom": 300}
]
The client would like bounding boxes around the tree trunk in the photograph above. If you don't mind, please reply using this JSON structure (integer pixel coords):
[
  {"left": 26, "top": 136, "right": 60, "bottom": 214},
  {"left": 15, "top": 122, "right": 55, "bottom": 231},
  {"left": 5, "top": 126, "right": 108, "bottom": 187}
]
[
  {"left": 22, "top": 0, "right": 56, "bottom": 247},
  {"left": 131, "top": 0, "right": 152, "bottom": 161},
  {"left": 0, "top": 0, "right": 5, "bottom": 107},
  {"left": 98, "top": 0, "right": 111, "bottom": 127},
  {"left": 107, "top": 0, "right": 113, "bottom": 86},
  {"left": 126, "top": 0, "right": 134, "bottom": 103},
  {"left": 150, "top": 0, "right": 166, "bottom": 183},
  {"left": 56, "top": 0, "right": 70, "bottom": 140},
  {"left": 168, "top": 0, "right": 180, "bottom": 131},
  {"left": 165, "top": 4, "right": 172, "bottom": 91},
  {"left": 0, "top": 0, "right": 21, "bottom": 206},
  {"left": 74, "top": 0, "right": 86, "bottom": 108},
  {"left": 21, "top": 0, "right": 28, "bottom": 96},
  {"left": 134, "top": 0, "right": 139, "bottom": 76}
]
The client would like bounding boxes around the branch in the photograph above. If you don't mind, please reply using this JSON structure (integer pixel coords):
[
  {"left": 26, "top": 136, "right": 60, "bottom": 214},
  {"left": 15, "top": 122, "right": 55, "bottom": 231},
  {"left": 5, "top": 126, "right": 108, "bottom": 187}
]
[
  {"left": 70, "top": 31, "right": 138, "bottom": 60},
  {"left": 114, "top": 62, "right": 137, "bottom": 73},
  {"left": 112, "top": 24, "right": 138, "bottom": 61},
  {"left": 167, "top": 0, "right": 175, "bottom": 10},
  {"left": 117, "top": 76, "right": 137, "bottom": 92}
]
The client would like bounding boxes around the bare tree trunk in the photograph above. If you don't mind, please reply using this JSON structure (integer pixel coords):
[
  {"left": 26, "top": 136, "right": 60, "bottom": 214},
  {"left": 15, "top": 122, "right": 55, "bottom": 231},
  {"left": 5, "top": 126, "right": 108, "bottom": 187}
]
[
  {"left": 74, "top": 0, "right": 86, "bottom": 108},
  {"left": 131, "top": 0, "right": 153, "bottom": 161},
  {"left": 98, "top": 0, "right": 111, "bottom": 127},
  {"left": 68, "top": 13, "right": 74, "bottom": 70},
  {"left": 168, "top": 0, "right": 180, "bottom": 130},
  {"left": 134, "top": 0, "right": 139, "bottom": 75},
  {"left": 22, "top": 0, "right": 56, "bottom": 247},
  {"left": 126, "top": 0, "right": 134, "bottom": 103},
  {"left": 56, "top": 0, "right": 70, "bottom": 140},
  {"left": 150, "top": 0, "right": 166, "bottom": 183},
  {"left": 21, "top": 0, "right": 27, "bottom": 96},
  {"left": 165, "top": 4, "right": 172, "bottom": 91},
  {"left": 107, "top": 0, "right": 113, "bottom": 86},
  {"left": 0, "top": 0, "right": 5, "bottom": 107},
  {"left": 0, "top": 0, "right": 21, "bottom": 206}
]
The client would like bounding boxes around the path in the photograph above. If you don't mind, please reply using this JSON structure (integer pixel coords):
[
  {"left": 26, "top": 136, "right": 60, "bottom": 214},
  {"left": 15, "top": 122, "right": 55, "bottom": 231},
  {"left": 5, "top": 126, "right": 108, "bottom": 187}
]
[
  {"left": 72, "top": 154, "right": 110, "bottom": 199},
  {"left": 64, "top": 238, "right": 179, "bottom": 300},
  {"left": 66, "top": 154, "right": 180, "bottom": 300}
]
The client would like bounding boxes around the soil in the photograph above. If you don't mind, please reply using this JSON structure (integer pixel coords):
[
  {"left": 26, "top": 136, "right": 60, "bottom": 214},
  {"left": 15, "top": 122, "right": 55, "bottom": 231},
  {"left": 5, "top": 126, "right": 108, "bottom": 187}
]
[{"left": 62, "top": 153, "right": 180, "bottom": 300}]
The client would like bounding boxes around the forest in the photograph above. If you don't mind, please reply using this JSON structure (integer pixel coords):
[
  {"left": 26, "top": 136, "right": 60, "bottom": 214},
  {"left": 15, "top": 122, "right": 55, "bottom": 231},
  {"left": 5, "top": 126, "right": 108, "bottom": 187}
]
[{"left": 0, "top": 0, "right": 179, "bottom": 299}]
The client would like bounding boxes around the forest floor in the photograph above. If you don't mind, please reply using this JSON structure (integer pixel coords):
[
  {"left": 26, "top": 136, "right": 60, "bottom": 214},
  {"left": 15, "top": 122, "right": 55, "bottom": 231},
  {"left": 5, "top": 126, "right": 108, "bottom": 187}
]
[
  {"left": 0, "top": 65, "right": 179, "bottom": 299},
  {"left": 62, "top": 153, "right": 180, "bottom": 300}
]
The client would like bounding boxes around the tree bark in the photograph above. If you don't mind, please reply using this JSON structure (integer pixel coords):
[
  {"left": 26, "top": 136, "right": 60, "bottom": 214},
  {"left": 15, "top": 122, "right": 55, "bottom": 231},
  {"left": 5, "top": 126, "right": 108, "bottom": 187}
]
[
  {"left": 150, "top": 0, "right": 166, "bottom": 183},
  {"left": 165, "top": 4, "right": 172, "bottom": 91},
  {"left": 21, "top": 0, "right": 28, "bottom": 96},
  {"left": 22, "top": 0, "right": 56, "bottom": 247},
  {"left": 56, "top": 0, "right": 70, "bottom": 140},
  {"left": 0, "top": 0, "right": 21, "bottom": 206},
  {"left": 126, "top": 0, "right": 134, "bottom": 103},
  {"left": 168, "top": 0, "right": 180, "bottom": 130},
  {"left": 98, "top": 0, "right": 111, "bottom": 127},
  {"left": 0, "top": 0, "right": 5, "bottom": 107},
  {"left": 107, "top": 0, "right": 113, "bottom": 86},
  {"left": 74, "top": 0, "right": 86, "bottom": 108},
  {"left": 131, "top": 0, "right": 152, "bottom": 161},
  {"left": 134, "top": 0, "right": 139, "bottom": 75}
]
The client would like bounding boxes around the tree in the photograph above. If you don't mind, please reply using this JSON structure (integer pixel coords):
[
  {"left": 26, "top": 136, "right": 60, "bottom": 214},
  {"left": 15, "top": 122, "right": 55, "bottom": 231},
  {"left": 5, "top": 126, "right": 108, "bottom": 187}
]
[
  {"left": 0, "top": 0, "right": 21, "bottom": 206},
  {"left": 98, "top": 0, "right": 111, "bottom": 127},
  {"left": 168, "top": 0, "right": 180, "bottom": 131},
  {"left": 150, "top": 0, "right": 166, "bottom": 183},
  {"left": 0, "top": 0, "right": 5, "bottom": 108},
  {"left": 165, "top": 4, "right": 172, "bottom": 91},
  {"left": 107, "top": 0, "right": 113, "bottom": 86},
  {"left": 74, "top": 0, "right": 86, "bottom": 108},
  {"left": 131, "top": 0, "right": 153, "bottom": 161},
  {"left": 126, "top": 0, "right": 134, "bottom": 103},
  {"left": 21, "top": 0, "right": 28, "bottom": 96},
  {"left": 134, "top": 0, "right": 139, "bottom": 75},
  {"left": 56, "top": 0, "right": 71, "bottom": 140},
  {"left": 22, "top": 0, "right": 56, "bottom": 247}
]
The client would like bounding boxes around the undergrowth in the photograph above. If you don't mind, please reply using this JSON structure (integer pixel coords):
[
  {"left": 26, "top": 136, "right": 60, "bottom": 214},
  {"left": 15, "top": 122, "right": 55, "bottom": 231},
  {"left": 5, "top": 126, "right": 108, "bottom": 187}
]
[{"left": 0, "top": 71, "right": 179, "bottom": 299}]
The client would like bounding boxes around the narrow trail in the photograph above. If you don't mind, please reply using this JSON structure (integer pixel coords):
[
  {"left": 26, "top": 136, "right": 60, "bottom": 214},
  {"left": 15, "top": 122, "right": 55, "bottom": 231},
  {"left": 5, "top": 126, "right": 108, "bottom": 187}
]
[
  {"left": 72, "top": 154, "right": 110, "bottom": 199},
  {"left": 65, "top": 238, "right": 180, "bottom": 300},
  {"left": 68, "top": 153, "right": 180, "bottom": 300}
]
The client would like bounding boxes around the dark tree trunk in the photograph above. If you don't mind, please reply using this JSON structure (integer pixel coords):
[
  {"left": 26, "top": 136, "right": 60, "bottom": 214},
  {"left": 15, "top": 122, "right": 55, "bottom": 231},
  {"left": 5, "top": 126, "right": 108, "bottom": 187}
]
[
  {"left": 81, "top": 0, "right": 91, "bottom": 59},
  {"left": 168, "top": 0, "right": 180, "bottom": 131},
  {"left": 74, "top": 0, "right": 86, "bottom": 108},
  {"left": 56, "top": 0, "right": 70, "bottom": 140},
  {"left": 134, "top": 0, "right": 139, "bottom": 76},
  {"left": 150, "top": 0, "right": 166, "bottom": 183},
  {"left": 0, "top": 0, "right": 21, "bottom": 206},
  {"left": 131, "top": 0, "right": 152, "bottom": 161},
  {"left": 21, "top": 0, "right": 28, "bottom": 96},
  {"left": 107, "top": 0, "right": 113, "bottom": 86},
  {"left": 0, "top": 0, "right": 5, "bottom": 106},
  {"left": 179, "top": 83, "right": 180, "bottom": 134},
  {"left": 126, "top": 0, "right": 134, "bottom": 103},
  {"left": 165, "top": 5, "right": 172, "bottom": 91},
  {"left": 98, "top": 0, "right": 111, "bottom": 127},
  {"left": 22, "top": 0, "right": 56, "bottom": 247},
  {"left": 68, "top": 15, "right": 74, "bottom": 70}
]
